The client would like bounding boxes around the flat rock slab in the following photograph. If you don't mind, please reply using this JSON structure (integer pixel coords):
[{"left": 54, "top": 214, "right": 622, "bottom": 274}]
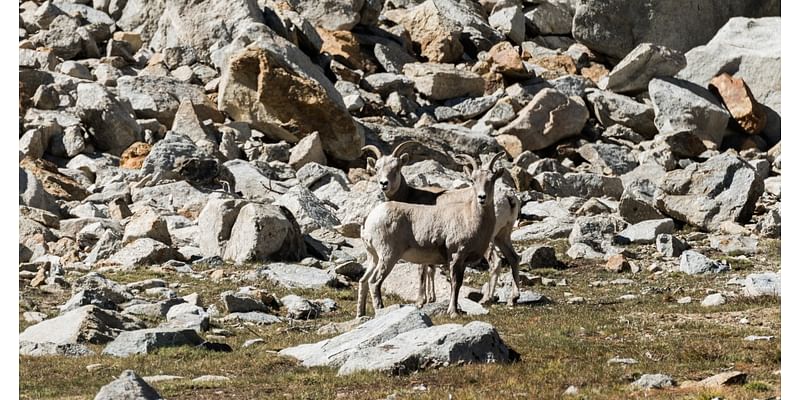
[
  {"left": 102, "top": 328, "right": 204, "bottom": 357},
  {"left": 279, "top": 306, "right": 432, "bottom": 368},
  {"left": 679, "top": 250, "right": 729, "bottom": 275},
  {"left": 255, "top": 263, "right": 336, "bottom": 289},
  {"left": 615, "top": 219, "right": 674, "bottom": 244},
  {"left": 220, "top": 312, "right": 283, "bottom": 325},
  {"left": 19, "top": 305, "right": 144, "bottom": 352},
  {"left": 742, "top": 272, "right": 781, "bottom": 297},
  {"left": 338, "top": 321, "right": 516, "bottom": 376}
]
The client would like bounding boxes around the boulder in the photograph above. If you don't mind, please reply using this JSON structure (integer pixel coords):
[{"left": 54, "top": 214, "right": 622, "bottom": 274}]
[
  {"left": 677, "top": 17, "right": 781, "bottom": 143},
  {"left": 163, "top": 303, "right": 209, "bottom": 332},
  {"left": 708, "top": 73, "right": 767, "bottom": 134},
  {"left": 222, "top": 203, "right": 305, "bottom": 264},
  {"left": 585, "top": 90, "right": 657, "bottom": 137},
  {"left": 572, "top": 0, "right": 779, "bottom": 59},
  {"left": 631, "top": 374, "right": 675, "bottom": 389},
  {"left": 489, "top": 6, "right": 525, "bottom": 45},
  {"left": 742, "top": 272, "right": 780, "bottom": 297},
  {"left": 524, "top": 1, "right": 574, "bottom": 35},
  {"left": 520, "top": 245, "right": 558, "bottom": 268},
  {"left": 116, "top": 75, "right": 223, "bottom": 128},
  {"left": 60, "top": 289, "right": 119, "bottom": 314},
  {"left": 221, "top": 290, "right": 270, "bottom": 313},
  {"left": 94, "top": 370, "right": 163, "bottom": 400},
  {"left": 197, "top": 198, "right": 246, "bottom": 258},
  {"left": 649, "top": 77, "right": 730, "bottom": 149},
  {"left": 171, "top": 100, "right": 218, "bottom": 153},
  {"left": 655, "top": 234, "right": 688, "bottom": 257},
  {"left": 709, "top": 235, "right": 758, "bottom": 255},
  {"left": 102, "top": 328, "right": 204, "bottom": 357},
  {"left": 577, "top": 142, "right": 638, "bottom": 175},
  {"left": 19, "top": 305, "right": 144, "bottom": 353},
  {"left": 655, "top": 153, "right": 764, "bottom": 231},
  {"left": 254, "top": 263, "right": 336, "bottom": 289},
  {"left": 615, "top": 219, "right": 674, "bottom": 245},
  {"left": 219, "top": 46, "right": 360, "bottom": 160},
  {"left": 289, "top": 131, "right": 327, "bottom": 170},
  {"left": 533, "top": 172, "right": 623, "bottom": 200},
  {"left": 486, "top": 41, "right": 529, "bottom": 79},
  {"left": 511, "top": 217, "right": 574, "bottom": 242},
  {"left": 600, "top": 43, "right": 686, "bottom": 94},
  {"left": 285, "top": 0, "right": 363, "bottom": 31},
  {"left": 679, "top": 250, "right": 729, "bottom": 275},
  {"left": 75, "top": 83, "right": 140, "bottom": 154},
  {"left": 391, "top": 1, "right": 462, "bottom": 63},
  {"left": 123, "top": 207, "right": 171, "bottom": 245},
  {"left": 222, "top": 160, "right": 280, "bottom": 202},
  {"left": 339, "top": 321, "right": 515, "bottom": 375},
  {"left": 275, "top": 186, "right": 340, "bottom": 235},
  {"left": 19, "top": 167, "right": 60, "bottom": 215},
  {"left": 373, "top": 42, "right": 417, "bottom": 74},
  {"left": 281, "top": 295, "right": 322, "bottom": 320},
  {"left": 279, "top": 306, "right": 433, "bottom": 368},
  {"left": 30, "top": 14, "right": 83, "bottom": 60},
  {"left": 108, "top": 238, "right": 177, "bottom": 268},
  {"left": 131, "top": 181, "right": 209, "bottom": 217},
  {"left": 569, "top": 215, "right": 627, "bottom": 254},
  {"left": 402, "top": 63, "right": 485, "bottom": 101},
  {"left": 495, "top": 89, "right": 589, "bottom": 156}
]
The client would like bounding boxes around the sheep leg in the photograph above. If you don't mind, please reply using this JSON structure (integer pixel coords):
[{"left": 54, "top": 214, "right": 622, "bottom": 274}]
[
  {"left": 447, "top": 254, "right": 466, "bottom": 318},
  {"left": 416, "top": 264, "right": 427, "bottom": 307},
  {"left": 479, "top": 245, "right": 502, "bottom": 305},
  {"left": 369, "top": 254, "right": 399, "bottom": 311},
  {"left": 495, "top": 228, "right": 521, "bottom": 306},
  {"left": 425, "top": 265, "right": 436, "bottom": 303},
  {"left": 357, "top": 248, "right": 379, "bottom": 318}
]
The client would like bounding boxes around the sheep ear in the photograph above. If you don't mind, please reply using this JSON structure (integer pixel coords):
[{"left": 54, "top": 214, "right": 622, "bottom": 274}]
[
  {"left": 366, "top": 157, "right": 376, "bottom": 173},
  {"left": 492, "top": 167, "right": 505, "bottom": 181},
  {"left": 399, "top": 153, "right": 410, "bottom": 165}
]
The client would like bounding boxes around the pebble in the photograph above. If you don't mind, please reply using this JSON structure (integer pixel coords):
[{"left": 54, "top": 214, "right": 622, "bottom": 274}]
[
  {"left": 242, "top": 338, "right": 265, "bottom": 348},
  {"left": 677, "top": 296, "right": 692, "bottom": 304},
  {"left": 85, "top": 363, "right": 105, "bottom": 372},
  {"left": 192, "top": 375, "right": 231, "bottom": 383},
  {"left": 744, "top": 335, "right": 774, "bottom": 341},
  {"left": 567, "top": 297, "right": 586, "bottom": 304}
]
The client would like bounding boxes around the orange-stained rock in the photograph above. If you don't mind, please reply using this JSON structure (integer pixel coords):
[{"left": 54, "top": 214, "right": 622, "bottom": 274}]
[
  {"left": 709, "top": 73, "right": 767, "bottom": 134},
  {"left": 120, "top": 142, "right": 153, "bottom": 170},
  {"left": 19, "top": 157, "right": 89, "bottom": 201},
  {"left": 580, "top": 62, "right": 610, "bottom": 85},
  {"left": 605, "top": 254, "right": 630, "bottom": 272},
  {"left": 531, "top": 54, "right": 577, "bottom": 80},
  {"left": 487, "top": 41, "right": 530, "bottom": 79},
  {"left": 317, "top": 29, "right": 364, "bottom": 70}
]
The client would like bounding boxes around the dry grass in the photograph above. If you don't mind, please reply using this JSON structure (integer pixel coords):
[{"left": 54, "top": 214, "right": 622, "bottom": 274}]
[{"left": 19, "top": 239, "right": 781, "bottom": 399}]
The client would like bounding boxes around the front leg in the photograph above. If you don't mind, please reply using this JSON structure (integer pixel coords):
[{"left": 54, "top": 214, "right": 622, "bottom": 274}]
[
  {"left": 496, "top": 231, "right": 521, "bottom": 306},
  {"left": 425, "top": 265, "right": 436, "bottom": 304},
  {"left": 480, "top": 245, "right": 501, "bottom": 305},
  {"left": 447, "top": 254, "right": 466, "bottom": 318}
]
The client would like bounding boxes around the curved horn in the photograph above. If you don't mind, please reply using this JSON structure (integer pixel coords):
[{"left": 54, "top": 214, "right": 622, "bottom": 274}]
[
  {"left": 486, "top": 152, "right": 506, "bottom": 171},
  {"left": 361, "top": 145, "right": 383, "bottom": 160},
  {"left": 454, "top": 154, "right": 479, "bottom": 173},
  {"left": 390, "top": 141, "right": 421, "bottom": 157}
]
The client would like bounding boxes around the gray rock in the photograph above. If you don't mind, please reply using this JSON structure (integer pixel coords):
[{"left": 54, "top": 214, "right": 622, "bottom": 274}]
[
  {"left": 615, "top": 219, "right": 674, "bottom": 245},
  {"left": 123, "top": 207, "right": 171, "bottom": 245},
  {"left": 403, "top": 63, "right": 485, "bottom": 101},
  {"left": 373, "top": 42, "right": 416, "bottom": 74},
  {"left": 566, "top": 242, "right": 605, "bottom": 261},
  {"left": 489, "top": 6, "right": 525, "bottom": 44},
  {"left": 755, "top": 209, "right": 780, "bottom": 239},
  {"left": 655, "top": 234, "right": 688, "bottom": 257},
  {"left": 585, "top": 90, "right": 657, "bottom": 138},
  {"left": 577, "top": 142, "right": 639, "bottom": 175},
  {"left": 197, "top": 198, "right": 246, "bottom": 258},
  {"left": 338, "top": 321, "right": 515, "bottom": 375},
  {"left": 19, "top": 341, "right": 94, "bottom": 357},
  {"left": 131, "top": 181, "right": 209, "bottom": 216},
  {"left": 362, "top": 73, "right": 414, "bottom": 97},
  {"left": 649, "top": 77, "right": 730, "bottom": 148},
  {"left": 677, "top": 17, "right": 781, "bottom": 143},
  {"left": 48, "top": 126, "right": 87, "bottom": 158},
  {"left": 285, "top": 0, "right": 363, "bottom": 30},
  {"left": 437, "top": 92, "right": 503, "bottom": 122},
  {"left": 631, "top": 373, "right": 675, "bottom": 389},
  {"left": 60, "top": 289, "right": 118, "bottom": 314},
  {"left": 102, "top": 328, "right": 204, "bottom": 357},
  {"left": 533, "top": 172, "right": 623, "bottom": 200},
  {"left": 281, "top": 295, "right": 322, "bottom": 320},
  {"left": 742, "top": 272, "right": 780, "bottom": 297},
  {"left": 655, "top": 153, "right": 764, "bottom": 231},
  {"left": 222, "top": 203, "right": 305, "bottom": 264},
  {"left": 618, "top": 177, "right": 664, "bottom": 224},
  {"left": 19, "top": 168, "right": 60, "bottom": 215},
  {"left": 520, "top": 245, "right": 558, "bottom": 268},
  {"left": 221, "top": 291, "right": 268, "bottom": 314},
  {"left": 123, "top": 299, "right": 185, "bottom": 319},
  {"left": 60, "top": 61, "right": 93, "bottom": 80},
  {"left": 549, "top": 75, "right": 592, "bottom": 98},
  {"left": 525, "top": 1, "right": 574, "bottom": 35},
  {"left": 163, "top": 303, "right": 209, "bottom": 332},
  {"left": 496, "top": 89, "right": 589, "bottom": 156},
  {"left": 72, "top": 272, "right": 133, "bottom": 304},
  {"left": 30, "top": 15, "right": 82, "bottom": 59},
  {"left": 679, "top": 250, "right": 729, "bottom": 275},
  {"left": 279, "top": 306, "right": 433, "bottom": 368},
  {"left": 289, "top": 132, "right": 327, "bottom": 170},
  {"left": 221, "top": 312, "right": 282, "bottom": 325},
  {"left": 94, "top": 370, "right": 163, "bottom": 400},
  {"left": 75, "top": 83, "right": 141, "bottom": 154},
  {"left": 19, "top": 48, "right": 57, "bottom": 70},
  {"left": 109, "top": 238, "right": 177, "bottom": 268},
  {"left": 709, "top": 235, "right": 758, "bottom": 255},
  {"left": 117, "top": 75, "right": 222, "bottom": 127},
  {"left": 420, "top": 298, "right": 488, "bottom": 316},
  {"left": 254, "top": 263, "right": 336, "bottom": 289},
  {"left": 19, "top": 305, "right": 144, "bottom": 351},
  {"left": 572, "top": 0, "right": 778, "bottom": 59},
  {"left": 701, "top": 293, "right": 726, "bottom": 307},
  {"left": 569, "top": 215, "right": 627, "bottom": 254},
  {"left": 275, "top": 186, "right": 339, "bottom": 235},
  {"left": 601, "top": 43, "right": 686, "bottom": 94},
  {"left": 511, "top": 217, "right": 574, "bottom": 242},
  {"left": 223, "top": 160, "right": 280, "bottom": 203}
]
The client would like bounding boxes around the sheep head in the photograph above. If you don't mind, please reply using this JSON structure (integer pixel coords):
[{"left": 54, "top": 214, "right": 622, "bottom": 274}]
[
  {"left": 456, "top": 152, "right": 506, "bottom": 205},
  {"left": 361, "top": 141, "right": 420, "bottom": 197}
]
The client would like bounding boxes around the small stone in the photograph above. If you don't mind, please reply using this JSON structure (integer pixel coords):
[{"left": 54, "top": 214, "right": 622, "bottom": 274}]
[
  {"left": 744, "top": 335, "right": 774, "bottom": 341},
  {"left": 567, "top": 297, "right": 585, "bottom": 304},
  {"left": 632, "top": 373, "right": 674, "bottom": 389},
  {"left": 563, "top": 385, "right": 579, "bottom": 395},
  {"left": 191, "top": 375, "right": 230, "bottom": 383},
  {"left": 656, "top": 234, "right": 688, "bottom": 258},
  {"left": 607, "top": 356, "right": 638, "bottom": 365},
  {"left": 94, "top": 370, "right": 162, "bottom": 400},
  {"left": 605, "top": 254, "right": 631, "bottom": 273},
  {"left": 242, "top": 338, "right": 265, "bottom": 348},
  {"left": 677, "top": 296, "right": 692, "bottom": 304},
  {"left": 86, "top": 363, "right": 105, "bottom": 372},
  {"left": 701, "top": 293, "right": 726, "bottom": 307}
]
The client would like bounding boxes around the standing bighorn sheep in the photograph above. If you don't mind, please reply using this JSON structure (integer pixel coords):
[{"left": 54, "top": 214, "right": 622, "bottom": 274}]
[
  {"left": 362, "top": 142, "right": 522, "bottom": 308},
  {"left": 358, "top": 152, "right": 507, "bottom": 318}
]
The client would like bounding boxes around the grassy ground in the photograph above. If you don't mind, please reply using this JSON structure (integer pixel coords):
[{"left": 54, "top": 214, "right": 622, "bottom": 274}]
[{"left": 19, "top": 238, "right": 781, "bottom": 399}]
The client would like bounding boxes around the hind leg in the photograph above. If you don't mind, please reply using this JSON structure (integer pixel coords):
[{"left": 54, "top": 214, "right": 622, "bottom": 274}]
[
  {"left": 357, "top": 248, "right": 378, "bottom": 318},
  {"left": 369, "top": 253, "right": 400, "bottom": 312},
  {"left": 495, "top": 227, "right": 521, "bottom": 306},
  {"left": 416, "top": 264, "right": 427, "bottom": 307},
  {"left": 480, "top": 245, "right": 502, "bottom": 305}
]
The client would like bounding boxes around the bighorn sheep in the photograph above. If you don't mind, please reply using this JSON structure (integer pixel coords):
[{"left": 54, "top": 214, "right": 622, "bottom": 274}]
[
  {"left": 361, "top": 143, "right": 521, "bottom": 307},
  {"left": 358, "top": 152, "right": 506, "bottom": 318}
]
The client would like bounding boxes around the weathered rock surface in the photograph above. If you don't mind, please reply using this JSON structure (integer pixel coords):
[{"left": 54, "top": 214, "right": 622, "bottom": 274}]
[
  {"left": 679, "top": 250, "right": 729, "bottom": 275},
  {"left": 585, "top": 90, "right": 656, "bottom": 137},
  {"left": 94, "top": 370, "right": 163, "bottom": 400},
  {"left": 649, "top": 77, "right": 730, "bottom": 148},
  {"left": 709, "top": 73, "right": 767, "bottom": 134},
  {"left": 615, "top": 219, "right": 674, "bottom": 245},
  {"left": 75, "top": 83, "right": 141, "bottom": 154},
  {"left": 655, "top": 153, "right": 764, "bottom": 231},
  {"left": 222, "top": 203, "right": 305, "bottom": 264},
  {"left": 496, "top": 89, "right": 589, "bottom": 156},
  {"left": 601, "top": 43, "right": 686, "bottom": 94},
  {"left": 102, "top": 328, "right": 204, "bottom": 357},
  {"left": 742, "top": 272, "right": 780, "bottom": 297},
  {"left": 254, "top": 263, "right": 336, "bottom": 289},
  {"left": 403, "top": 63, "right": 484, "bottom": 101}
]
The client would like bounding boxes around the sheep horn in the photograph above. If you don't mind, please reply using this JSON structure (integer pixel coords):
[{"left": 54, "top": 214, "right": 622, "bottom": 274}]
[
  {"left": 455, "top": 154, "right": 479, "bottom": 173},
  {"left": 486, "top": 152, "right": 506, "bottom": 171},
  {"left": 361, "top": 145, "right": 383, "bottom": 160},
  {"left": 390, "top": 141, "right": 421, "bottom": 157}
]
